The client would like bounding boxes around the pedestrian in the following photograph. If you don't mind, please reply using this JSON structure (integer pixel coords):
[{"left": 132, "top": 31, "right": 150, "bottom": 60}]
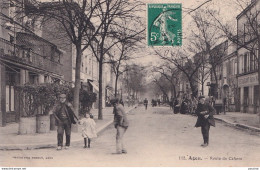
[
  {"left": 157, "top": 99, "right": 161, "bottom": 106},
  {"left": 111, "top": 97, "right": 129, "bottom": 154},
  {"left": 78, "top": 113, "right": 97, "bottom": 148},
  {"left": 223, "top": 97, "right": 227, "bottom": 115},
  {"left": 52, "top": 93, "right": 78, "bottom": 150},
  {"left": 180, "top": 96, "right": 189, "bottom": 114},
  {"left": 174, "top": 97, "right": 181, "bottom": 114},
  {"left": 194, "top": 96, "right": 216, "bottom": 147},
  {"left": 144, "top": 98, "right": 148, "bottom": 110},
  {"left": 119, "top": 98, "right": 124, "bottom": 107}
]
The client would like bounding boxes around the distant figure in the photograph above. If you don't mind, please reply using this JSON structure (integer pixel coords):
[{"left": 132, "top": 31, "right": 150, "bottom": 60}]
[
  {"left": 169, "top": 97, "right": 174, "bottom": 110},
  {"left": 111, "top": 98, "right": 129, "bottom": 154},
  {"left": 174, "top": 97, "right": 181, "bottom": 114},
  {"left": 78, "top": 113, "right": 97, "bottom": 148},
  {"left": 223, "top": 97, "right": 227, "bottom": 115},
  {"left": 144, "top": 98, "right": 148, "bottom": 110},
  {"left": 180, "top": 97, "right": 189, "bottom": 114},
  {"left": 195, "top": 96, "right": 216, "bottom": 147},
  {"left": 157, "top": 99, "right": 161, "bottom": 107},
  {"left": 119, "top": 98, "right": 124, "bottom": 107}
]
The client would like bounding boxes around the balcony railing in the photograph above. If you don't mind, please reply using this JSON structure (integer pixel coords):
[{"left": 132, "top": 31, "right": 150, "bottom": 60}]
[{"left": 0, "top": 37, "right": 62, "bottom": 75}]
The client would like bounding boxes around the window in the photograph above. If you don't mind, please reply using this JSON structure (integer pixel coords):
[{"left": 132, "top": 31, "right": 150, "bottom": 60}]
[
  {"left": 250, "top": 52, "right": 254, "bottom": 72},
  {"left": 244, "top": 53, "right": 248, "bottom": 73},
  {"left": 6, "top": 72, "right": 15, "bottom": 112},
  {"left": 234, "top": 59, "right": 237, "bottom": 75}
]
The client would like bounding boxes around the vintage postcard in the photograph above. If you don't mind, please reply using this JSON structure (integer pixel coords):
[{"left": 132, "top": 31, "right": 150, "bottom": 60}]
[{"left": 0, "top": 0, "right": 260, "bottom": 169}]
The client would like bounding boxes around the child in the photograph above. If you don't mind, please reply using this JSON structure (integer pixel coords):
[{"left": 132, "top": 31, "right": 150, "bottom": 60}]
[{"left": 79, "top": 113, "right": 97, "bottom": 148}]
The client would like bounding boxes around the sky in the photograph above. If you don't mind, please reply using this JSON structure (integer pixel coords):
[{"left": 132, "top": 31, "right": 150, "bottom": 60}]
[
  {"left": 136, "top": 0, "right": 248, "bottom": 67},
  {"left": 38, "top": 0, "right": 249, "bottom": 67}
]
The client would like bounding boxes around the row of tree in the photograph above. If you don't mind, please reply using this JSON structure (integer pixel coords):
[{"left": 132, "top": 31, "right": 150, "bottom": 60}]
[
  {"left": 152, "top": 0, "right": 260, "bottom": 104},
  {"left": 0, "top": 0, "right": 145, "bottom": 119}
]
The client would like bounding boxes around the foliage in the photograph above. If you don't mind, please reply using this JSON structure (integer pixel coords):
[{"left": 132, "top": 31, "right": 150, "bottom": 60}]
[
  {"left": 15, "top": 83, "right": 71, "bottom": 117},
  {"left": 15, "top": 83, "right": 96, "bottom": 117}
]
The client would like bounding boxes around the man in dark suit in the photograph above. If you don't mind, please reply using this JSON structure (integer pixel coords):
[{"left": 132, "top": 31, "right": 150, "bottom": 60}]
[
  {"left": 144, "top": 98, "right": 148, "bottom": 110},
  {"left": 195, "top": 96, "right": 215, "bottom": 147},
  {"left": 53, "top": 93, "right": 78, "bottom": 150}
]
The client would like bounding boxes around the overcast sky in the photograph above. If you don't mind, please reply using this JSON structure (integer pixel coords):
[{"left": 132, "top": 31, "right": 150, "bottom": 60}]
[{"left": 135, "top": 0, "right": 248, "bottom": 67}]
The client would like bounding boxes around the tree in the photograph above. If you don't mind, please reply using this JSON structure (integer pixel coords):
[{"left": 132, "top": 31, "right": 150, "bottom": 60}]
[
  {"left": 152, "top": 74, "right": 172, "bottom": 102},
  {"left": 189, "top": 9, "right": 226, "bottom": 98},
  {"left": 152, "top": 63, "right": 181, "bottom": 98},
  {"left": 108, "top": 21, "right": 144, "bottom": 97},
  {"left": 122, "top": 64, "right": 146, "bottom": 100},
  {"left": 208, "top": 0, "right": 260, "bottom": 113},
  {"left": 88, "top": 0, "right": 144, "bottom": 119},
  {"left": 4, "top": 0, "right": 108, "bottom": 120},
  {"left": 154, "top": 49, "right": 203, "bottom": 98}
]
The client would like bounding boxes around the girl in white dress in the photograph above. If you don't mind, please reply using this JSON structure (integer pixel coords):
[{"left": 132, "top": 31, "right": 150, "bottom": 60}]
[{"left": 79, "top": 113, "right": 97, "bottom": 148}]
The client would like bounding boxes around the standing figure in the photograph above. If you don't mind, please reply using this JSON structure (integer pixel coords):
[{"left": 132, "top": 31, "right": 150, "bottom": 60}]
[
  {"left": 79, "top": 113, "right": 97, "bottom": 148},
  {"left": 223, "top": 97, "right": 227, "bottom": 115},
  {"left": 111, "top": 98, "right": 129, "bottom": 154},
  {"left": 195, "top": 96, "right": 216, "bottom": 147},
  {"left": 153, "top": 6, "right": 177, "bottom": 45},
  {"left": 144, "top": 98, "right": 148, "bottom": 110},
  {"left": 157, "top": 99, "right": 161, "bottom": 107},
  {"left": 53, "top": 93, "right": 78, "bottom": 150},
  {"left": 180, "top": 96, "right": 189, "bottom": 114},
  {"left": 174, "top": 97, "right": 181, "bottom": 114}
]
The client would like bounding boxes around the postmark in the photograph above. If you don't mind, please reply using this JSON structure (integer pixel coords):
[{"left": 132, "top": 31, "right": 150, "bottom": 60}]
[{"left": 147, "top": 3, "right": 182, "bottom": 47}]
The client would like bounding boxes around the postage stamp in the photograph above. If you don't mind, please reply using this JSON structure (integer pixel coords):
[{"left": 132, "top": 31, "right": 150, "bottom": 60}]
[{"left": 147, "top": 3, "right": 182, "bottom": 47}]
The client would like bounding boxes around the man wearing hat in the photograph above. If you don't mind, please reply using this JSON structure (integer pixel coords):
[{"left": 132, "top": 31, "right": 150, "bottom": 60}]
[
  {"left": 53, "top": 93, "right": 78, "bottom": 150},
  {"left": 195, "top": 96, "right": 215, "bottom": 147},
  {"left": 111, "top": 97, "right": 129, "bottom": 154}
]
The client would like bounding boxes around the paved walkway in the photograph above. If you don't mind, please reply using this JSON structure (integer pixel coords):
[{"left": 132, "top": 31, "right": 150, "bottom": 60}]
[
  {"left": 0, "top": 106, "right": 137, "bottom": 150},
  {"left": 214, "top": 111, "right": 260, "bottom": 132}
]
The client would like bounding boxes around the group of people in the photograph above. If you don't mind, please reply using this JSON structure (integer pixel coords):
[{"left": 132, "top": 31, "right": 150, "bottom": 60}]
[
  {"left": 170, "top": 96, "right": 195, "bottom": 114},
  {"left": 52, "top": 93, "right": 129, "bottom": 153},
  {"left": 52, "top": 92, "right": 215, "bottom": 151}
]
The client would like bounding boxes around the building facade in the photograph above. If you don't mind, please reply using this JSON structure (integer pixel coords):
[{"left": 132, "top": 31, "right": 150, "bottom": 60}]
[
  {"left": 236, "top": 0, "right": 260, "bottom": 114},
  {"left": 0, "top": 0, "right": 63, "bottom": 126}
]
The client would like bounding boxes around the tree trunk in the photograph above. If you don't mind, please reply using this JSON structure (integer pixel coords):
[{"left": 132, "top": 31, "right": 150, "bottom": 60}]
[
  {"left": 114, "top": 73, "right": 119, "bottom": 97},
  {"left": 73, "top": 44, "right": 82, "bottom": 118},
  {"left": 98, "top": 59, "right": 103, "bottom": 120},
  {"left": 201, "top": 81, "right": 204, "bottom": 95},
  {"left": 189, "top": 79, "right": 198, "bottom": 98},
  {"left": 258, "top": 46, "right": 260, "bottom": 122}
]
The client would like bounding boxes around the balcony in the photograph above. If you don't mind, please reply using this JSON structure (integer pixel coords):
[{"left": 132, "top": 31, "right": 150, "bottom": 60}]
[{"left": 0, "top": 37, "right": 62, "bottom": 75}]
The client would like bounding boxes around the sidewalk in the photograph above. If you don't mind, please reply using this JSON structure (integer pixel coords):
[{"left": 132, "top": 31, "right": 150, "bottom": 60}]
[
  {"left": 214, "top": 111, "right": 260, "bottom": 132},
  {"left": 0, "top": 106, "right": 136, "bottom": 150}
]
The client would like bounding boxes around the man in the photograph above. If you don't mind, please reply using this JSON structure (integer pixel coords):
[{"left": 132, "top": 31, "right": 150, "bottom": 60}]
[
  {"left": 195, "top": 96, "right": 215, "bottom": 147},
  {"left": 144, "top": 98, "right": 148, "bottom": 110},
  {"left": 111, "top": 98, "right": 129, "bottom": 154},
  {"left": 53, "top": 93, "right": 78, "bottom": 150}
]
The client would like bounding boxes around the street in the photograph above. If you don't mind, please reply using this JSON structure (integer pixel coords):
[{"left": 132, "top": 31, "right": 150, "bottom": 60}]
[{"left": 1, "top": 106, "right": 260, "bottom": 167}]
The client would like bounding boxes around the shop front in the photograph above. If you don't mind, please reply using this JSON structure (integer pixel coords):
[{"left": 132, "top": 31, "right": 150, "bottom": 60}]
[{"left": 238, "top": 72, "right": 259, "bottom": 114}]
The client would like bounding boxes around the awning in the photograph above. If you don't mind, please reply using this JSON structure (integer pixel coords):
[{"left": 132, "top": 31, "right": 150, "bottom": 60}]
[
  {"left": 89, "top": 81, "right": 99, "bottom": 92},
  {"left": 107, "top": 89, "right": 114, "bottom": 96}
]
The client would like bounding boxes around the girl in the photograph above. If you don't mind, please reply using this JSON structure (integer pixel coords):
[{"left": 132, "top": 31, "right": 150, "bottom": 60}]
[{"left": 79, "top": 113, "right": 97, "bottom": 148}]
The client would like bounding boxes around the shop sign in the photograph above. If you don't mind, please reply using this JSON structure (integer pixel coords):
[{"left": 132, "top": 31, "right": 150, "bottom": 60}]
[{"left": 238, "top": 73, "right": 258, "bottom": 87}]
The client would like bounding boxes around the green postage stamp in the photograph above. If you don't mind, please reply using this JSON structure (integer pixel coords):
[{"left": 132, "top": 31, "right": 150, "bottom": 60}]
[{"left": 147, "top": 4, "right": 182, "bottom": 47}]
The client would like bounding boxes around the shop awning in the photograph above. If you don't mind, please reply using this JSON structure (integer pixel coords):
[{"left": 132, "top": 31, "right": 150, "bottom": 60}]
[{"left": 89, "top": 81, "right": 99, "bottom": 92}]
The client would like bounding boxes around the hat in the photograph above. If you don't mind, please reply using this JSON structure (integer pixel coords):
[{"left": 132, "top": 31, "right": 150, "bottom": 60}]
[
  {"left": 198, "top": 96, "right": 205, "bottom": 100},
  {"left": 110, "top": 97, "right": 119, "bottom": 104},
  {"left": 59, "top": 93, "right": 66, "bottom": 98}
]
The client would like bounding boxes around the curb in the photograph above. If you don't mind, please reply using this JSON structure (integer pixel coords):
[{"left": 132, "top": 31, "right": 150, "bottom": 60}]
[
  {"left": 0, "top": 106, "right": 137, "bottom": 150},
  {"left": 214, "top": 117, "right": 260, "bottom": 132}
]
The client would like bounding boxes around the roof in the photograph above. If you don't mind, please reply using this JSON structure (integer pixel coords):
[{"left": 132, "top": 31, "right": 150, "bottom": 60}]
[{"left": 236, "top": 0, "right": 258, "bottom": 19}]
